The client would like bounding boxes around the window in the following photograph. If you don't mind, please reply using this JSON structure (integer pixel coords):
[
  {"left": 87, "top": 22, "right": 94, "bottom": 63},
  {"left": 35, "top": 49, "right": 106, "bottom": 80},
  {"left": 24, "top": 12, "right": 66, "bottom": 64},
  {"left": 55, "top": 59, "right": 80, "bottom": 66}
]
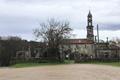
[
  {"left": 89, "top": 17, "right": 91, "bottom": 20},
  {"left": 89, "top": 22, "right": 92, "bottom": 26}
]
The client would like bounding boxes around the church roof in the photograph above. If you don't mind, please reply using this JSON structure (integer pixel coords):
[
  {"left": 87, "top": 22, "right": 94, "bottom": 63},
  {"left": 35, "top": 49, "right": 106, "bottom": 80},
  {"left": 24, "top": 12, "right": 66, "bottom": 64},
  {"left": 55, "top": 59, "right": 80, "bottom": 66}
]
[
  {"left": 63, "top": 39, "right": 94, "bottom": 44},
  {"left": 88, "top": 11, "right": 92, "bottom": 17}
]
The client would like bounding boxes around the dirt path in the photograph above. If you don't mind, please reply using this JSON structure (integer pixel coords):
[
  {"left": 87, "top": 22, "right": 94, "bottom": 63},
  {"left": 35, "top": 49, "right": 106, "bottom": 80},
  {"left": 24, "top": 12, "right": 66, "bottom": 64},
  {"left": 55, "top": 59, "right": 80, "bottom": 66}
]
[{"left": 0, "top": 64, "right": 120, "bottom": 80}]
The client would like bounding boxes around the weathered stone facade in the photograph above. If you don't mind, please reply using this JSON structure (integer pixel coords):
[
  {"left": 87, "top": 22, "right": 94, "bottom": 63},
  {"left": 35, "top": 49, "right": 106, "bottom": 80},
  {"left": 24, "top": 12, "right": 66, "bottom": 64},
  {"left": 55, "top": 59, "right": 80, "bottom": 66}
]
[{"left": 62, "top": 11, "right": 120, "bottom": 61}]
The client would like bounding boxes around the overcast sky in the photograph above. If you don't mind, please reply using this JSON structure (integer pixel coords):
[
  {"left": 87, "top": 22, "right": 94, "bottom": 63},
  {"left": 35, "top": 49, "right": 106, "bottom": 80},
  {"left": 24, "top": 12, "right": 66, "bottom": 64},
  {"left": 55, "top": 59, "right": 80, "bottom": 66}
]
[{"left": 0, "top": 0, "right": 120, "bottom": 41}]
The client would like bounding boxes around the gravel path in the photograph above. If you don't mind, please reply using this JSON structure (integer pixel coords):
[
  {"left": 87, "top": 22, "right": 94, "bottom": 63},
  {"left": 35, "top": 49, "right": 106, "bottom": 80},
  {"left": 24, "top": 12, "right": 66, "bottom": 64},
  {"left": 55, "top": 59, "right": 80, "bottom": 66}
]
[{"left": 0, "top": 64, "right": 120, "bottom": 80}]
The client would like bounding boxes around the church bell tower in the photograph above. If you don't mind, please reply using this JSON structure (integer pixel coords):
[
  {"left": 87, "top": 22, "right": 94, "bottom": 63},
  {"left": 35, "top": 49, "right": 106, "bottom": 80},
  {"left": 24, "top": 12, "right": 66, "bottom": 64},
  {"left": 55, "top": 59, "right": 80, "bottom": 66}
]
[{"left": 87, "top": 11, "right": 94, "bottom": 41}]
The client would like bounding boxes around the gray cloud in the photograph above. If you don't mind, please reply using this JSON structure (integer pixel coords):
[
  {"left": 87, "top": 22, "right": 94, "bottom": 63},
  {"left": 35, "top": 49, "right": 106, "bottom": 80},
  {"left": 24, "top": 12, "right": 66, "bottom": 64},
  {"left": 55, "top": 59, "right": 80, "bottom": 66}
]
[
  {"left": 98, "top": 24, "right": 120, "bottom": 31},
  {"left": 0, "top": 0, "right": 120, "bottom": 40},
  {"left": 0, "top": 16, "right": 38, "bottom": 33}
]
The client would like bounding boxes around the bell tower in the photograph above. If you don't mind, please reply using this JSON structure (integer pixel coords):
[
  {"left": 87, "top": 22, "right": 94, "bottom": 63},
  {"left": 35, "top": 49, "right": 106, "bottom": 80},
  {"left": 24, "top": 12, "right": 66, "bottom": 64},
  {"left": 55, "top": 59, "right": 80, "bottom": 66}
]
[{"left": 87, "top": 11, "right": 94, "bottom": 41}]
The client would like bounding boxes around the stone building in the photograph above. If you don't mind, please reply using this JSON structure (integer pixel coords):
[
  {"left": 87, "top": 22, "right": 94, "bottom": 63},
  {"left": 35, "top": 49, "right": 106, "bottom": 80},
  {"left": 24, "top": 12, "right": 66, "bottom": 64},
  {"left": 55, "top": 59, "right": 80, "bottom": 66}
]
[
  {"left": 61, "top": 11, "right": 95, "bottom": 59},
  {"left": 62, "top": 11, "right": 120, "bottom": 61},
  {"left": 95, "top": 42, "right": 120, "bottom": 60},
  {"left": 62, "top": 39, "right": 94, "bottom": 58}
]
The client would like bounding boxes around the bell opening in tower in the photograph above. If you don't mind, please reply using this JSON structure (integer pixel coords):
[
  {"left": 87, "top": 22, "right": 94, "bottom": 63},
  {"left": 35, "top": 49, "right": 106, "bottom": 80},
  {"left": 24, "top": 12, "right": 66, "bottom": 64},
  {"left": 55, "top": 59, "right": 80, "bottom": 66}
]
[{"left": 86, "top": 11, "right": 94, "bottom": 41}]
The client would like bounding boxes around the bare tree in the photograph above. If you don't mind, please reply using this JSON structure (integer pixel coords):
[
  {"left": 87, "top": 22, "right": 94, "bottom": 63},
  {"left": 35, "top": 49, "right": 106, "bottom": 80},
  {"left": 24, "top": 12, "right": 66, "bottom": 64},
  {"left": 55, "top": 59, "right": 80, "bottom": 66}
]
[{"left": 34, "top": 18, "right": 72, "bottom": 61}]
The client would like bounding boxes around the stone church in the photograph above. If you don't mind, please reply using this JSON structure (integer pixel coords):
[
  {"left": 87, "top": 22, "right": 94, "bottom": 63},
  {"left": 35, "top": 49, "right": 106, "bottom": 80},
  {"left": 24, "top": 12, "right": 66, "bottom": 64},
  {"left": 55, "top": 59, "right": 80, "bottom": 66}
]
[
  {"left": 62, "top": 11, "right": 95, "bottom": 59},
  {"left": 62, "top": 11, "right": 120, "bottom": 60}
]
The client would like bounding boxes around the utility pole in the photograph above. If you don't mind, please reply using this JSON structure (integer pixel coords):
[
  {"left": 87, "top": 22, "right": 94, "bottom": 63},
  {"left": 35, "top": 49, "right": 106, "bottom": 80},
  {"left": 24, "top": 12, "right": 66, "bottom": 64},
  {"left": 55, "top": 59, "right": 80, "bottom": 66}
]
[
  {"left": 97, "top": 24, "right": 99, "bottom": 43},
  {"left": 97, "top": 24, "right": 100, "bottom": 59}
]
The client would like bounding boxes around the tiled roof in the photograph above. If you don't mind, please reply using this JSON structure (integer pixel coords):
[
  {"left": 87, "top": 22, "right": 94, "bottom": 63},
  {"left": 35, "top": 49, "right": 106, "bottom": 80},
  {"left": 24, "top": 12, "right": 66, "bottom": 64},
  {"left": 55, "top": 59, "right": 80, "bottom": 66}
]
[
  {"left": 109, "top": 45, "right": 120, "bottom": 49},
  {"left": 63, "top": 39, "right": 94, "bottom": 44}
]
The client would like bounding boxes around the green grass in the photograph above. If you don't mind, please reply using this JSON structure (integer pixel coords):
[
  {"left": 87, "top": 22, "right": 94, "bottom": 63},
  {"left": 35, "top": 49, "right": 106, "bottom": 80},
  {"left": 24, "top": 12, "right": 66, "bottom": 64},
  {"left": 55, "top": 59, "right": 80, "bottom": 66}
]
[
  {"left": 11, "top": 60, "right": 120, "bottom": 68},
  {"left": 94, "top": 62, "right": 120, "bottom": 67},
  {"left": 11, "top": 60, "right": 74, "bottom": 68},
  {"left": 79, "top": 61, "right": 120, "bottom": 67}
]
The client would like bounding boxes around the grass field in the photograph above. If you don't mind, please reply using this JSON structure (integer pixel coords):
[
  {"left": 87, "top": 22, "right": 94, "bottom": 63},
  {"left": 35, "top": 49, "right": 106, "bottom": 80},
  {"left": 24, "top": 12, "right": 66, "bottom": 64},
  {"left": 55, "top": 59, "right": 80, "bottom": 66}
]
[
  {"left": 11, "top": 60, "right": 120, "bottom": 68},
  {"left": 81, "top": 61, "right": 120, "bottom": 67},
  {"left": 11, "top": 60, "right": 74, "bottom": 68}
]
